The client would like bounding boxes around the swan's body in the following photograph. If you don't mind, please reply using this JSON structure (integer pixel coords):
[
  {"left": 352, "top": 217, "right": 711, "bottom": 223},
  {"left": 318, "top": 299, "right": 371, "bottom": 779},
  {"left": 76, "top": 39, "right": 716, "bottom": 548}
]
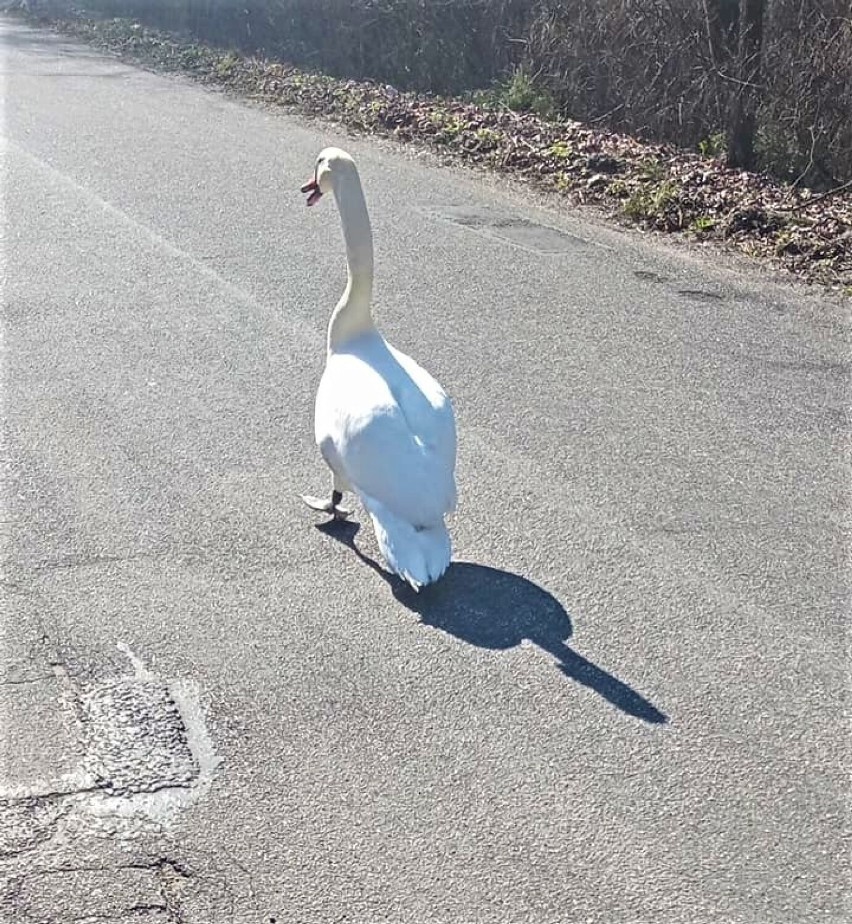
[{"left": 300, "top": 148, "right": 457, "bottom": 589}]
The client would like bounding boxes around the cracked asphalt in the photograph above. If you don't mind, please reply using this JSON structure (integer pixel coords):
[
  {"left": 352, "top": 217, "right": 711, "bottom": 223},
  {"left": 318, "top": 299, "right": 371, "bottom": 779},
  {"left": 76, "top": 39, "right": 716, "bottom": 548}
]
[{"left": 1, "top": 18, "right": 850, "bottom": 924}]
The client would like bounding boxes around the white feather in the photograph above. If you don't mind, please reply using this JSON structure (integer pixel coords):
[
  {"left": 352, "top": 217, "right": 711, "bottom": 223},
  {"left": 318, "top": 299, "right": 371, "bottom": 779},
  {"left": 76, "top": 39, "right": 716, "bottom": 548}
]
[{"left": 306, "top": 147, "right": 457, "bottom": 589}]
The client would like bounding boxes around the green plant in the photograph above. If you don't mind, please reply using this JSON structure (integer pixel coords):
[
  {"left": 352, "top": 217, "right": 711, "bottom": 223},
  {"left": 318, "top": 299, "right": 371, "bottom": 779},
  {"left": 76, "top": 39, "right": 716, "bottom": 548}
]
[
  {"left": 468, "top": 87, "right": 499, "bottom": 109},
  {"left": 623, "top": 182, "right": 680, "bottom": 223},
  {"left": 690, "top": 215, "right": 717, "bottom": 233},
  {"left": 427, "top": 109, "right": 465, "bottom": 143},
  {"left": 607, "top": 179, "right": 630, "bottom": 199},
  {"left": 547, "top": 141, "right": 573, "bottom": 159},
  {"left": 497, "top": 67, "right": 555, "bottom": 119},
  {"left": 638, "top": 159, "right": 665, "bottom": 183},
  {"left": 474, "top": 127, "right": 502, "bottom": 148},
  {"left": 623, "top": 189, "right": 650, "bottom": 220},
  {"left": 554, "top": 172, "right": 573, "bottom": 192},
  {"left": 755, "top": 123, "right": 818, "bottom": 185},
  {"left": 215, "top": 50, "right": 239, "bottom": 76},
  {"left": 774, "top": 231, "right": 803, "bottom": 256},
  {"left": 698, "top": 132, "right": 726, "bottom": 158}
]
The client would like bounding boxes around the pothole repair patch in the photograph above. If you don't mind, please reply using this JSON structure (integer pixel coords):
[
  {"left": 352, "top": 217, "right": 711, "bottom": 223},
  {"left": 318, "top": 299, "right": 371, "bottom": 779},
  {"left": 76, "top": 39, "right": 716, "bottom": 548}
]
[
  {"left": 424, "top": 204, "right": 597, "bottom": 254},
  {"left": 82, "top": 679, "right": 197, "bottom": 796},
  {"left": 0, "top": 645, "right": 220, "bottom": 851},
  {"left": 79, "top": 646, "right": 220, "bottom": 832}
]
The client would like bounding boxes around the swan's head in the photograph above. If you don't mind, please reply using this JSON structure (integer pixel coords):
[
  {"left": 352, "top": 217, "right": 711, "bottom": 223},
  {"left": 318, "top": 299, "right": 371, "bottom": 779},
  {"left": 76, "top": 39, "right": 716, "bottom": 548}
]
[{"left": 300, "top": 147, "right": 358, "bottom": 207}]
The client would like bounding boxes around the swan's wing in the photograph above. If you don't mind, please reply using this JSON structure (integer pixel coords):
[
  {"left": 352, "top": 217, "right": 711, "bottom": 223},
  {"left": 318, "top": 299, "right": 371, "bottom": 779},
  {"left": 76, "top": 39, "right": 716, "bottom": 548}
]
[
  {"left": 316, "top": 347, "right": 456, "bottom": 527},
  {"left": 387, "top": 345, "right": 457, "bottom": 491},
  {"left": 344, "top": 406, "right": 456, "bottom": 527}
]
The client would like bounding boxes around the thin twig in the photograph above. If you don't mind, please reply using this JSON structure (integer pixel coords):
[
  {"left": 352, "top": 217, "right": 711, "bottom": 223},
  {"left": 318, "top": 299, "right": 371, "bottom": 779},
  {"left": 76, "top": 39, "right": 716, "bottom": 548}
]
[
  {"left": 776, "top": 178, "right": 852, "bottom": 213},
  {"left": 791, "top": 125, "right": 818, "bottom": 190},
  {"left": 589, "top": 102, "right": 625, "bottom": 123},
  {"left": 715, "top": 70, "right": 762, "bottom": 90}
]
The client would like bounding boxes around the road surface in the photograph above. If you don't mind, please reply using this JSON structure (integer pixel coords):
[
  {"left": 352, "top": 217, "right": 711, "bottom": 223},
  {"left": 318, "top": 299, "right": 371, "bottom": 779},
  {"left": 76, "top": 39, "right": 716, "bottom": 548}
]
[{"left": 1, "top": 18, "right": 849, "bottom": 923}]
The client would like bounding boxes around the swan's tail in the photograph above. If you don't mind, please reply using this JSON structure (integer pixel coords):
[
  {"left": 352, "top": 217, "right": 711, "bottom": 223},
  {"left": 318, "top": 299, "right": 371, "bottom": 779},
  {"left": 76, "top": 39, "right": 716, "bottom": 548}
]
[{"left": 359, "top": 493, "right": 451, "bottom": 591}]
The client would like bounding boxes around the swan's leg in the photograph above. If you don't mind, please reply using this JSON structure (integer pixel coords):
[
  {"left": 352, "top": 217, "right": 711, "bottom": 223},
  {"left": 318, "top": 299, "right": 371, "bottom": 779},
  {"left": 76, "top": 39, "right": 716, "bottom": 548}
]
[
  {"left": 300, "top": 487, "right": 353, "bottom": 520},
  {"left": 330, "top": 489, "right": 353, "bottom": 519}
]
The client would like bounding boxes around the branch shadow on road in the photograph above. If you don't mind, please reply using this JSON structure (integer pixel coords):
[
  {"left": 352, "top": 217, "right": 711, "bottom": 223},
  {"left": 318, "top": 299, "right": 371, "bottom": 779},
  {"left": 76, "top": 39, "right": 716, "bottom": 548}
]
[{"left": 318, "top": 520, "right": 667, "bottom": 725}]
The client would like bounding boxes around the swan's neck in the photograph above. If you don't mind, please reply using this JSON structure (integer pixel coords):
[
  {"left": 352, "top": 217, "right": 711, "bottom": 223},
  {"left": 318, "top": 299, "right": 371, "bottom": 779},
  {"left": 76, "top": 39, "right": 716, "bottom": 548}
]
[{"left": 328, "top": 174, "right": 375, "bottom": 352}]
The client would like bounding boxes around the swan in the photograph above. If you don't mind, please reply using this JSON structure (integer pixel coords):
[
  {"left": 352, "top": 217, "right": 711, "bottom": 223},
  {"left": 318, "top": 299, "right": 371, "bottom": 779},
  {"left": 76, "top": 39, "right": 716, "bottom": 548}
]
[{"left": 299, "top": 147, "right": 457, "bottom": 590}]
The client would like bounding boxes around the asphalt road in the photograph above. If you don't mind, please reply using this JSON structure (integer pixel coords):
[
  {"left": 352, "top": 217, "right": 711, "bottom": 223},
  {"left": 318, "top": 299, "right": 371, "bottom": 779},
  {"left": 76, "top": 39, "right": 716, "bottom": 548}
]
[{"left": 1, "top": 18, "right": 849, "bottom": 924}]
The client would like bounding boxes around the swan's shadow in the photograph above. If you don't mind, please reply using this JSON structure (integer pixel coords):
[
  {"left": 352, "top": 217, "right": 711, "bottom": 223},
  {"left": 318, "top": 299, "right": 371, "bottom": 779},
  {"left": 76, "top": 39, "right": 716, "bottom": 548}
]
[{"left": 318, "top": 520, "right": 667, "bottom": 724}]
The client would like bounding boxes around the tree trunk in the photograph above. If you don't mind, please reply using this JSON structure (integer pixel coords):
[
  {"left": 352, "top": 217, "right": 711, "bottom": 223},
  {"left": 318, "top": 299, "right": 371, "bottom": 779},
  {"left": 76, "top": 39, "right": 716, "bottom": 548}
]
[
  {"left": 726, "top": 0, "right": 766, "bottom": 170},
  {"left": 703, "top": 0, "right": 741, "bottom": 129},
  {"left": 703, "top": 0, "right": 740, "bottom": 68}
]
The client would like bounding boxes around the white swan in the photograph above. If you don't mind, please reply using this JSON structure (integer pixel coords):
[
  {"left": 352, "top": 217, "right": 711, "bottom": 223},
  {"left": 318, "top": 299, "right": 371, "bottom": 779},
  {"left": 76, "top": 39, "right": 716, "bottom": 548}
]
[{"left": 300, "top": 147, "right": 457, "bottom": 590}]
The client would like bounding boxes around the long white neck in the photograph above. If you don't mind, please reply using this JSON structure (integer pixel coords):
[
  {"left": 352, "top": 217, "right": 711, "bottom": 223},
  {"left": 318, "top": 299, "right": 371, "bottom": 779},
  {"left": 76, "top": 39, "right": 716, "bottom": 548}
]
[{"left": 328, "top": 171, "right": 375, "bottom": 353}]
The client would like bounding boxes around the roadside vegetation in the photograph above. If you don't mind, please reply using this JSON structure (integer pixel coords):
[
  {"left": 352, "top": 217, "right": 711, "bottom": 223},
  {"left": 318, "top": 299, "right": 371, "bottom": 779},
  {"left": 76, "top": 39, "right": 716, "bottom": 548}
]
[{"left": 17, "top": 1, "right": 852, "bottom": 292}]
